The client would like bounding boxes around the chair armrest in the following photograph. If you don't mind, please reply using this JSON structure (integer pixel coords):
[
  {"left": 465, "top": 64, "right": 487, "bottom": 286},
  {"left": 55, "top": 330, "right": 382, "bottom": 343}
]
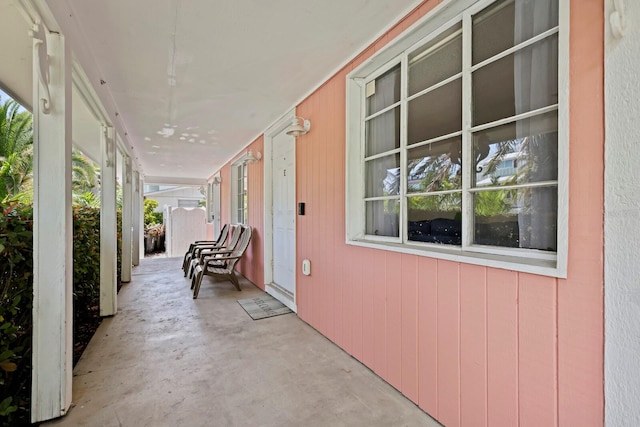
[
  {"left": 194, "top": 243, "right": 225, "bottom": 256},
  {"left": 198, "top": 248, "right": 233, "bottom": 262},
  {"left": 203, "top": 254, "right": 242, "bottom": 268}
]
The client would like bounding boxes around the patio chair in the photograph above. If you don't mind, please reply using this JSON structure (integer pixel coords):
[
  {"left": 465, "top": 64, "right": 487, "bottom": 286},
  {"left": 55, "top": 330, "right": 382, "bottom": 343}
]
[
  {"left": 192, "top": 225, "right": 253, "bottom": 298},
  {"left": 182, "top": 223, "right": 229, "bottom": 275},
  {"left": 186, "top": 223, "right": 244, "bottom": 279}
]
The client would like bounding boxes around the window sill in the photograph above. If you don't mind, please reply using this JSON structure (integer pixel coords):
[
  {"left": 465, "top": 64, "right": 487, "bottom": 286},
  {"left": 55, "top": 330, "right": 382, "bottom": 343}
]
[{"left": 346, "top": 238, "right": 565, "bottom": 278}]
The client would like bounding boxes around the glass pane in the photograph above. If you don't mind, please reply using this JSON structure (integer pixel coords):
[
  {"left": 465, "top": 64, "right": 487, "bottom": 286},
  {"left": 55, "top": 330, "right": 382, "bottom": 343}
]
[
  {"left": 408, "top": 78, "right": 462, "bottom": 144},
  {"left": 407, "top": 195, "right": 462, "bottom": 245},
  {"left": 366, "top": 200, "right": 399, "bottom": 237},
  {"left": 473, "top": 112, "right": 557, "bottom": 187},
  {"left": 473, "top": 34, "right": 558, "bottom": 126},
  {"left": 409, "top": 23, "right": 462, "bottom": 96},
  {"left": 366, "top": 65, "right": 401, "bottom": 116},
  {"left": 365, "top": 154, "right": 400, "bottom": 198},
  {"left": 473, "top": 0, "right": 559, "bottom": 65},
  {"left": 407, "top": 137, "right": 462, "bottom": 193},
  {"left": 474, "top": 186, "right": 557, "bottom": 251},
  {"left": 365, "top": 106, "right": 400, "bottom": 157}
]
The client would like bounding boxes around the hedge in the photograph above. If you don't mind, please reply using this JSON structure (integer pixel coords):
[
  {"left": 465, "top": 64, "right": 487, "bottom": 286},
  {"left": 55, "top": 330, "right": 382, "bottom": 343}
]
[{"left": 0, "top": 203, "right": 120, "bottom": 426}]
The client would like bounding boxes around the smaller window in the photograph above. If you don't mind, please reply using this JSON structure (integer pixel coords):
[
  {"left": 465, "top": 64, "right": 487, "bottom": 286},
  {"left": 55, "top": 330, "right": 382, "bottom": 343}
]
[
  {"left": 232, "top": 163, "right": 248, "bottom": 224},
  {"left": 207, "top": 182, "right": 214, "bottom": 222},
  {"left": 178, "top": 199, "right": 200, "bottom": 208}
]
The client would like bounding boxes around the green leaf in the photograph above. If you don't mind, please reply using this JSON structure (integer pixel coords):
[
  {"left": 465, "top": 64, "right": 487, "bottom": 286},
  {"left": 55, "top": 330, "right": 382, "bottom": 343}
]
[{"left": 0, "top": 396, "right": 17, "bottom": 416}]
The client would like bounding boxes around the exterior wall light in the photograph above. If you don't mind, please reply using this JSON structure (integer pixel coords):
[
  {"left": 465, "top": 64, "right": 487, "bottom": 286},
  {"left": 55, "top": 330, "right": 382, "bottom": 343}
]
[
  {"left": 245, "top": 149, "right": 262, "bottom": 164},
  {"left": 286, "top": 116, "right": 311, "bottom": 137}
]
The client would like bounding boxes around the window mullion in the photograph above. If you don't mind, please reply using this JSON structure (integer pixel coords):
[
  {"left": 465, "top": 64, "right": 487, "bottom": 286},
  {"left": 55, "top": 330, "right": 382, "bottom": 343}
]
[
  {"left": 400, "top": 53, "right": 409, "bottom": 244},
  {"left": 461, "top": 11, "right": 473, "bottom": 249}
]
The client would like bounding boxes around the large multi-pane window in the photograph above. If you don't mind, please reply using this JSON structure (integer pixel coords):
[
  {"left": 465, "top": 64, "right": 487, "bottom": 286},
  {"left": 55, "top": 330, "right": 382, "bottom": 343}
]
[{"left": 347, "top": 0, "right": 567, "bottom": 276}]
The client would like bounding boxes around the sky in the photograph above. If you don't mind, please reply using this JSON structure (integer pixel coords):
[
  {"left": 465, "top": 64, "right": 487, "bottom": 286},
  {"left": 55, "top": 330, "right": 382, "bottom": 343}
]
[{"left": 0, "top": 87, "right": 27, "bottom": 112}]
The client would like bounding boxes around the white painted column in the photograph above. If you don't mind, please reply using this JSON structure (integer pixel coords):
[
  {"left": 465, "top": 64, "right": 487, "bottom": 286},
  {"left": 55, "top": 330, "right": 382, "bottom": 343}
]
[
  {"left": 132, "top": 170, "right": 141, "bottom": 266},
  {"left": 139, "top": 176, "right": 146, "bottom": 258},
  {"left": 121, "top": 155, "right": 133, "bottom": 282},
  {"left": 100, "top": 125, "right": 117, "bottom": 316},
  {"left": 605, "top": 1, "right": 640, "bottom": 425},
  {"left": 31, "top": 26, "right": 73, "bottom": 422}
]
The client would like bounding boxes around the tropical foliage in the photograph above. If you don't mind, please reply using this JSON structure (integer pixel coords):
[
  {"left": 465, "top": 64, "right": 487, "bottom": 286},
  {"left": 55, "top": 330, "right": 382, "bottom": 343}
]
[
  {"left": 0, "top": 99, "right": 33, "bottom": 202},
  {"left": 143, "top": 198, "right": 162, "bottom": 227},
  {"left": 0, "top": 96, "right": 101, "bottom": 205}
]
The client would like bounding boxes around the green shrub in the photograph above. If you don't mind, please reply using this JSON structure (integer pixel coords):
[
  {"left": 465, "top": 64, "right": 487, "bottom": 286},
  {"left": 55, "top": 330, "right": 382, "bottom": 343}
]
[
  {"left": 0, "top": 203, "right": 121, "bottom": 426},
  {"left": 0, "top": 202, "right": 33, "bottom": 425},
  {"left": 143, "top": 198, "right": 162, "bottom": 228}
]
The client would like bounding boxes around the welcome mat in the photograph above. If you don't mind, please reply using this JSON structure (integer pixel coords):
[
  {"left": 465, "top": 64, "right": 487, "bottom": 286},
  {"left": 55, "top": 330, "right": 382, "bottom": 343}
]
[{"left": 237, "top": 294, "right": 293, "bottom": 320}]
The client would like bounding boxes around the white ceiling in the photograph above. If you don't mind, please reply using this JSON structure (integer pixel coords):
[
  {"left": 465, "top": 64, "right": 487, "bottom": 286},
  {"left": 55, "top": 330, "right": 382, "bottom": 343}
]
[{"left": 2, "top": 0, "right": 422, "bottom": 184}]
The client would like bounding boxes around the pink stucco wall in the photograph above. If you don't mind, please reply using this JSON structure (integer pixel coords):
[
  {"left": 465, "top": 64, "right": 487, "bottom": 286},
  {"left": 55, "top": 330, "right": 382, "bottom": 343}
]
[{"left": 214, "top": 0, "right": 604, "bottom": 425}]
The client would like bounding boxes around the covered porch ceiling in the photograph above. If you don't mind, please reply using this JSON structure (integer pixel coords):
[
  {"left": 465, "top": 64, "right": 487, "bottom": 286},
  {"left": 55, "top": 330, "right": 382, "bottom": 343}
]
[{"left": 0, "top": 0, "right": 422, "bottom": 184}]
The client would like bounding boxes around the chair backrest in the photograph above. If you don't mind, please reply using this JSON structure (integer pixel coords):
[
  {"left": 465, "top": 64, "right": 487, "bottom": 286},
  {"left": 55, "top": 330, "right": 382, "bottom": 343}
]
[
  {"left": 215, "top": 223, "right": 230, "bottom": 246},
  {"left": 225, "top": 224, "right": 244, "bottom": 251},
  {"left": 226, "top": 226, "right": 253, "bottom": 270}
]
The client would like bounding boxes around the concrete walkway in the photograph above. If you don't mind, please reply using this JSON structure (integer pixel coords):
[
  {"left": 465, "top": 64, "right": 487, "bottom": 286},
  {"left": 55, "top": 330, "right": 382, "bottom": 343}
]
[{"left": 45, "top": 257, "right": 439, "bottom": 427}]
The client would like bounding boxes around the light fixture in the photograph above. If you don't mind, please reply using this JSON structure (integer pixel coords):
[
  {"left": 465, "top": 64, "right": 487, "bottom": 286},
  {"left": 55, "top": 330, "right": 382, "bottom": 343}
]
[
  {"left": 212, "top": 176, "right": 222, "bottom": 185},
  {"left": 245, "top": 149, "right": 262, "bottom": 164},
  {"left": 286, "top": 116, "right": 311, "bottom": 137}
]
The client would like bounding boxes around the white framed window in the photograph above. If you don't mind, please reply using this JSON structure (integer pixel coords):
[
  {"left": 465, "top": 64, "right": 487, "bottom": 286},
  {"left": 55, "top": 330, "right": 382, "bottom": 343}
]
[
  {"left": 207, "top": 181, "right": 214, "bottom": 222},
  {"left": 346, "top": 0, "right": 568, "bottom": 277},
  {"left": 177, "top": 199, "right": 200, "bottom": 208},
  {"left": 231, "top": 161, "right": 248, "bottom": 224}
]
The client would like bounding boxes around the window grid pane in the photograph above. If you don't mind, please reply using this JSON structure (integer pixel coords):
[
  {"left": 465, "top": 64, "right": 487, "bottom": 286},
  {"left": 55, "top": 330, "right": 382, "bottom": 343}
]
[
  {"left": 472, "top": 34, "right": 558, "bottom": 126},
  {"left": 366, "top": 65, "right": 401, "bottom": 116},
  {"left": 365, "top": 107, "right": 401, "bottom": 157}
]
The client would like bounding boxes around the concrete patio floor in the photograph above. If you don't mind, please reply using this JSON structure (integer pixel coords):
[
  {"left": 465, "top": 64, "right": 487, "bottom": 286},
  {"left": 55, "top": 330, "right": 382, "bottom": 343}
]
[{"left": 44, "top": 257, "right": 440, "bottom": 427}]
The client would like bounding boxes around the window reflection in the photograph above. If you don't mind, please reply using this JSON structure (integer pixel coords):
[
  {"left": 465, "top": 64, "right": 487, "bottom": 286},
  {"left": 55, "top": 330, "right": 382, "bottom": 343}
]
[
  {"left": 473, "top": 112, "right": 558, "bottom": 187},
  {"left": 407, "top": 138, "right": 462, "bottom": 193},
  {"left": 365, "top": 154, "right": 400, "bottom": 198},
  {"left": 473, "top": 186, "right": 557, "bottom": 251}
]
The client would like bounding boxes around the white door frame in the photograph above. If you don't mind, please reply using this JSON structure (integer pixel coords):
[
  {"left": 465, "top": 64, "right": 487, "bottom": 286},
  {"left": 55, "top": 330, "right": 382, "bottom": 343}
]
[
  {"left": 209, "top": 173, "right": 221, "bottom": 236},
  {"left": 264, "top": 109, "right": 297, "bottom": 312}
]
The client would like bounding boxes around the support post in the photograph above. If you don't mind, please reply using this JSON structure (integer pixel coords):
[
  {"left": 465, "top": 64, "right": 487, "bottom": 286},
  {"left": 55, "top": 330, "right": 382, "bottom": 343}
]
[
  {"left": 100, "top": 125, "right": 117, "bottom": 316},
  {"left": 31, "top": 27, "right": 73, "bottom": 422},
  {"left": 121, "top": 155, "right": 133, "bottom": 282},
  {"left": 132, "top": 171, "right": 140, "bottom": 266},
  {"left": 139, "top": 175, "right": 145, "bottom": 259}
]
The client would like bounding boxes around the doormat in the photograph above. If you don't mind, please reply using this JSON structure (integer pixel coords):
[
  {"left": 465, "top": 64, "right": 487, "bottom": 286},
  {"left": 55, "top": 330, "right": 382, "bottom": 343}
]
[{"left": 237, "top": 294, "right": 292, "bottom": 320}]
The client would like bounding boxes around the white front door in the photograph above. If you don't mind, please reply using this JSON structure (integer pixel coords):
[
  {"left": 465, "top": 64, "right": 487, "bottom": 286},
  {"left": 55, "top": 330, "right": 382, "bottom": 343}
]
[{"left": 270, "top": 130, "right": 296, "bottom": 305}]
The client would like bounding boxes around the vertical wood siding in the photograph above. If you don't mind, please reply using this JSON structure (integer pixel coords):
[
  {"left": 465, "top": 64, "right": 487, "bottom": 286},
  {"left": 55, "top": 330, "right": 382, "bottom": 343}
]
[
  {"left": 293, "top": 0, "right": 603, "bottom": 425},
  {"left": 215, "top": 0, "right": 604, "bottom": 425}
]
